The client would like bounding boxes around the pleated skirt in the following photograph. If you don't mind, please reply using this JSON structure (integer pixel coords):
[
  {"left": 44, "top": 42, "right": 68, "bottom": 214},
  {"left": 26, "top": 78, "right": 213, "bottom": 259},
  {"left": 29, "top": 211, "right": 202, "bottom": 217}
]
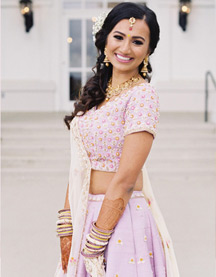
[{"left": 76, "top": 190, "right": 166, "bottom": 277}]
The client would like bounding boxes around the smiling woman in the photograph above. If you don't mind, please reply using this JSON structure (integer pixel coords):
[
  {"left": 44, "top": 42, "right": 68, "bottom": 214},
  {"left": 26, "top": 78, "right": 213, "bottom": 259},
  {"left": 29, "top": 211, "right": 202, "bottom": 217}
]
[
  {"left": 105, "top": 18, "right": 150, "bottom": 81},
  {"left": 55, "top": 2, "right": 179, "bottom": 277}
]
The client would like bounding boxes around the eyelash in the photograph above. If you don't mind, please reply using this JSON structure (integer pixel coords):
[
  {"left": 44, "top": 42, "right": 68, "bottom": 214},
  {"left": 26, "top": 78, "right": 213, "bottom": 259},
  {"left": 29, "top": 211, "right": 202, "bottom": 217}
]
[{"left": 113, "top": 35, "right": 143, "bottom": 45}]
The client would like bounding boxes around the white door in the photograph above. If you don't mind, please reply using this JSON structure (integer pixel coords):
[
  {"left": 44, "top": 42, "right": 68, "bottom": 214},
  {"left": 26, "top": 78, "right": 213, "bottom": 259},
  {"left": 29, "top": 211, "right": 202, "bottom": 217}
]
[{"left": 61, "top": 11, "right": 100, "bottom": 111}]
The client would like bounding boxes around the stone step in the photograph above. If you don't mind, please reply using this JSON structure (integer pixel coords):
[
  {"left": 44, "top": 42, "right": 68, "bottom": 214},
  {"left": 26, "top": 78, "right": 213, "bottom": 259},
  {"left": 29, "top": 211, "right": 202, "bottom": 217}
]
[
  {"left": 1, "top": 167, "right": 215, "bottom": 177},
  {"left": 1, "top": 149, "right": 215, "bottom": 162},
  {"left": 2, "top": 159, "right": 215, "bottom": 174},
  {"left": 2, "top": 170, "right": 214, "bottom": 183},
  {"left": 2, "top": 147, "right": 215, "bottom": 160},
  {"left": 1, "top": 136, "right": 215, "bottom": 148},
  {"left": 1, "top": 122, "right": 215, "bottom": 131},
  {"left": 1, "top": 129, "right": 216, "bottom": 139}
]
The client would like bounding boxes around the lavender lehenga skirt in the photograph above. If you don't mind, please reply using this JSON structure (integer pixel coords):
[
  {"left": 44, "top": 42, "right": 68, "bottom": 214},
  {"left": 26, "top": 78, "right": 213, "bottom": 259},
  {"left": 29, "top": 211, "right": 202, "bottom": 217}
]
[{"left": 76, "top": 190, "right": 166, "bottom": 277}]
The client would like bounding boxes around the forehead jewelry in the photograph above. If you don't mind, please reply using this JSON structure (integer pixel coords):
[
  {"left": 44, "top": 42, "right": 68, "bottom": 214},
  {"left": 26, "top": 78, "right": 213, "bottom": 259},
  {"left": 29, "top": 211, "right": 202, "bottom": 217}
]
[{"left": 129, "top": 17, "right": 136, "bottom": 31}]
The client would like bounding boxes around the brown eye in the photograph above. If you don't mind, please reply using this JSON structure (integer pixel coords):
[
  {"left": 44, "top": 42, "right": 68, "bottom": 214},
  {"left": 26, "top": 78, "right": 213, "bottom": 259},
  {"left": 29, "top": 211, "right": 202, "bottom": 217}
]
[
  {"left": 114, "top": 35, "right": 123, "bottom": 40},
  {"left": 133, "top": 40, "right": 143, "bottom": 45}
]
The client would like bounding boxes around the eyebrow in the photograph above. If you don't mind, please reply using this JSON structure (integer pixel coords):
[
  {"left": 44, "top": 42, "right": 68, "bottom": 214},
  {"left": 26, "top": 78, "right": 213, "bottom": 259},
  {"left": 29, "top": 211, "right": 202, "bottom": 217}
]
[{"left": 113, "top": 31, "right": 145, "bottom": 41}]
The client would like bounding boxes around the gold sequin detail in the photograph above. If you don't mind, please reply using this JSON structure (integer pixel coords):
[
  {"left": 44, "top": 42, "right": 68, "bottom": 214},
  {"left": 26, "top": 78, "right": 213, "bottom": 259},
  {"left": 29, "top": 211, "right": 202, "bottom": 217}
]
[
  {"left": 115, "top": 137, "right": 119, "bottom": 140},
  {"left": 109, "top": 130, "right": 112, "bottom": 133},
  {"left": 106, "top": 112, "right": 110, "bottom": 116},
  {"left": 148, "top": 113, "right": 151, "bottom": 116},
  {"left": 121, "top": 120, "right": 125, "bottom": 124},
  {"left": 129, "top": 258, "right": 135, "bottom": 264},
  {"left": 97, "top": 125, "right": 101, "bottom": 128},
  {"left": 137, "top": 121, "right": 141, "bottom": 125},
  {"left": 138, "top": 257, "right": 145, "bottom": 264},
  {"left": 111, "top": 122, "right": 115, "bottom": 126},
  {"left": 116, "top": 152, "right": 120, "bottom": 156},
  {"left": 140, "top": 103, "right": 144, "bottom": 107},
  {"left": 116, "top": 239, "right": 123, "bottom": 245}
]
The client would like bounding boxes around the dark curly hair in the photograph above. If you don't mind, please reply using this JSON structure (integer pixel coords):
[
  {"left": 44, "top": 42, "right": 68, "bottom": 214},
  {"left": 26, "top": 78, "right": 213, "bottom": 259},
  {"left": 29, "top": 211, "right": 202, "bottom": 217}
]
[{"left": 64, "top": 2, "right": 160, "bottom": 129}]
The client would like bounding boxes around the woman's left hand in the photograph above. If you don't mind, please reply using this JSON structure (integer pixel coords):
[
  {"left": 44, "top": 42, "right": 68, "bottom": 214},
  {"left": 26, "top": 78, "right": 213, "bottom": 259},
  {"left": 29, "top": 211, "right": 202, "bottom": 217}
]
[{"left": 60, "top": 235, "right": 72, "bottom": 273}]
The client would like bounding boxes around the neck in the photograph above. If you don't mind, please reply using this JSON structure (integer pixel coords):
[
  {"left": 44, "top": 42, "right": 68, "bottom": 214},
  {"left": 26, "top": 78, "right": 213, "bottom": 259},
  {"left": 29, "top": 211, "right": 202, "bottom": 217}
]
[{"left": 111, "top": 68, "right": 139, "bottom": 87}]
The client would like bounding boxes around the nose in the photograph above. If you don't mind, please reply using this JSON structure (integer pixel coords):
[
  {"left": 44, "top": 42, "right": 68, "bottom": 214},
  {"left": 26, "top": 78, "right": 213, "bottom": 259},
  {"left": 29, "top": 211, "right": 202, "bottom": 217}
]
[{"left": 119, "top": 38, "right": 131, "bottom": 55}]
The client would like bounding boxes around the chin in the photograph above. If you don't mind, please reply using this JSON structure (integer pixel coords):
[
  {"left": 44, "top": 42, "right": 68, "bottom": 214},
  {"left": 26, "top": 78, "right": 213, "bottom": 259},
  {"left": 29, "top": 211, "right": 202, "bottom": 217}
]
[{"left": 112, "top": 64, "right": 137, "bottom": 73}]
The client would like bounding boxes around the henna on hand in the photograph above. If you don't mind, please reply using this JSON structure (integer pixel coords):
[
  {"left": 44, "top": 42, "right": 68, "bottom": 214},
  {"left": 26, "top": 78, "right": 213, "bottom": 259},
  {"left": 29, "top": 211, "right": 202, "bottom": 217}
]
[
  {"left": 96, "top": 198, "right": 125, "bottom": 230},
  {"left": 60, "top": 235, "right": 72, "bottom": 273}
]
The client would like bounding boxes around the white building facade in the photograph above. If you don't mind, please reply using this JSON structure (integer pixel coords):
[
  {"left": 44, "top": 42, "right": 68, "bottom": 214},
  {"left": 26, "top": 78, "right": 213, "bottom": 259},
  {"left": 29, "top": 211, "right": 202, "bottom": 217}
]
[{"left": 1, "top": 0, "right": 216, "bottom": 114}]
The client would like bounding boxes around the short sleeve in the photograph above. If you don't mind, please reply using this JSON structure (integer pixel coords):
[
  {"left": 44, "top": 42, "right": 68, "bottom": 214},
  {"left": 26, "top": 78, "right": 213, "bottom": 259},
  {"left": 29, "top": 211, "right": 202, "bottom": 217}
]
[{"left": 123, "top": 83, "right": 160, "bottom": 139}]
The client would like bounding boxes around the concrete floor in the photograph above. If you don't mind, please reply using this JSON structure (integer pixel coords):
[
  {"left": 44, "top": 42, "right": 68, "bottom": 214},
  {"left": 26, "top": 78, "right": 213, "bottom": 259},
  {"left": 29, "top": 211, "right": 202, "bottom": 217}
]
[{"left": 1, "top": 112, "right": 216, "bottom": 277}]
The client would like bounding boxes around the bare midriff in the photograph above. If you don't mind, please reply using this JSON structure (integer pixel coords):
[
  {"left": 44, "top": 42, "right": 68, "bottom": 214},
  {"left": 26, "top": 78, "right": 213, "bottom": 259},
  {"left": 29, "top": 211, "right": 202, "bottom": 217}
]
[{"left": 89, "top": 169, "right": 143, "bottom": 194}]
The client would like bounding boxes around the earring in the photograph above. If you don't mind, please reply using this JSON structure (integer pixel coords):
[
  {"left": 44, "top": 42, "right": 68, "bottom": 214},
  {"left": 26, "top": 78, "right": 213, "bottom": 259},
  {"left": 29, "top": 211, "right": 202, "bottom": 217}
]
[
  {"left": 104, "top": 48, "right": 110, "bottom": 67},
  {"left": 141, "top": 56, "right": 148, "bottom": 77}
]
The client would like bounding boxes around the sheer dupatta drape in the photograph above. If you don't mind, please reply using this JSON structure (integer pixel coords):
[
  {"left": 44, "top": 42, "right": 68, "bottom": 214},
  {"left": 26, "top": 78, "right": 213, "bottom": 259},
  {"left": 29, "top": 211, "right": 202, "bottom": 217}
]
[{"left": 55, "top": 115, "right": 179, "bottom": 277}]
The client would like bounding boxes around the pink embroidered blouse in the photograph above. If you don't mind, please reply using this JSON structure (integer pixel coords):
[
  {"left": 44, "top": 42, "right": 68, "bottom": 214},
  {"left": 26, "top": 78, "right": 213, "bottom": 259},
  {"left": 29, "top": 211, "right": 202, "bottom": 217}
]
[{"left": 78, "top": 82, "right": 160, "bottom": 172}]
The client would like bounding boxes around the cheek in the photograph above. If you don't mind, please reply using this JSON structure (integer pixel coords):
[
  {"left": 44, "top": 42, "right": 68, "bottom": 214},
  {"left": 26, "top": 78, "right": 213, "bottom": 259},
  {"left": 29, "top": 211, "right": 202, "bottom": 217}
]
[
  {"left": 107, "top": 40, "right": 119, "bottom": 51},
  {"left": 134, "top": 46, "right": 148, "bottom": 58}
]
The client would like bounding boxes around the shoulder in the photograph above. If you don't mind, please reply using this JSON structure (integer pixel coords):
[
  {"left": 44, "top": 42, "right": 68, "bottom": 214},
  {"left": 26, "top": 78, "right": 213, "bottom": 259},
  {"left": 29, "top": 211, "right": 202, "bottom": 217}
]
[
  {"left": 126, "top": 82, "right": 159, "bottom": 110},
  {"left": 130, "top": 82, "right": 158, "bottom": 99}
]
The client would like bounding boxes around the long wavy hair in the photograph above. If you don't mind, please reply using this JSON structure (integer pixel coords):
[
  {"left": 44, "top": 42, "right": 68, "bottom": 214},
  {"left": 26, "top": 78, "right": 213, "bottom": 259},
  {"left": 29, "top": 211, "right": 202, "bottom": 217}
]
[{"left": 64, "top": 2, "right": 160, "bottom": 129}]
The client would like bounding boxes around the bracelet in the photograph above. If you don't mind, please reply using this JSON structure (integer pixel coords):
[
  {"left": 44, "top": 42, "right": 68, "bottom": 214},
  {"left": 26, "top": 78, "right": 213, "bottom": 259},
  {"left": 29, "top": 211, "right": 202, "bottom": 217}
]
[
  {"left": 56, "top": 208, "right": 73, "bottom": 237},
  {"left": 81, "top": 221, "right": 114, "bottom": 258}
]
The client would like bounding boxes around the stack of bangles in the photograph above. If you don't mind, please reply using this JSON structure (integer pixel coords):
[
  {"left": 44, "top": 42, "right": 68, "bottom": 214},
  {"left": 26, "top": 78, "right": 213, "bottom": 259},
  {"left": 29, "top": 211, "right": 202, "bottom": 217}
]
[
  {"left": 81, "top": 221, "right": 114, "bottom": 258},
  {"left": 56, "top": 208, "right": 73, "bottom": 237}
]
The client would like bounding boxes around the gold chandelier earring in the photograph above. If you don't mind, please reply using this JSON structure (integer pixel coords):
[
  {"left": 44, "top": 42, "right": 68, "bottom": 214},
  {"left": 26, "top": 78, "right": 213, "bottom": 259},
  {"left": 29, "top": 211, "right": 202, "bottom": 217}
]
[
  {"left": 141, "top": 55, "right": 149, "bottom": 77},
  {"left": 103, "top": 48, "right": 110, "bottom": 67}
]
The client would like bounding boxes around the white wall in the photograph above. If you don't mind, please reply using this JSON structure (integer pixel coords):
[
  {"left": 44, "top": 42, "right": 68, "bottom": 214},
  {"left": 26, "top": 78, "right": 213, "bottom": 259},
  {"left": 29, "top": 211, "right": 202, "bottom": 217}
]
[
  {"left": 1, "top": 0, "right": 216, "bottom": 112},
  {"left": 1, "top": 0, "right": 61, "bottom": 111}
]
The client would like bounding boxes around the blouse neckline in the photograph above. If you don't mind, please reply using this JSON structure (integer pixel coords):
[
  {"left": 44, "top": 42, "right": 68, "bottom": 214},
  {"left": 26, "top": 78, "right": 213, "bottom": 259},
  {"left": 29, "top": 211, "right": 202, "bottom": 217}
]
[{"left": 95, "top": 81, "right": 149, "bottom": 112}]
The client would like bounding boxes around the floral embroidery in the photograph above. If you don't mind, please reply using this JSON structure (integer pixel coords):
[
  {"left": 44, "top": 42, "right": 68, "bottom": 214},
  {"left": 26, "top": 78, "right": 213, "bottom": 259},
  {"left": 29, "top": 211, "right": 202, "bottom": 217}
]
[
  {"left": 136, "top": 204, "right": 142, "bottom": 210},
  {"left": 70, "top": 257, "right": 77, "bottom": 265},
  {"left": 138, "top": 257, "right": 145, "bottom": 264},
  {"left": 129, "top": 258, "right": 135, "bottom": 264},
  {"left": 116, "top": 239, "right": 123, "bottom": 245},
  {"left": 78, "top": 83, "right": 160, "bottom": 172}
]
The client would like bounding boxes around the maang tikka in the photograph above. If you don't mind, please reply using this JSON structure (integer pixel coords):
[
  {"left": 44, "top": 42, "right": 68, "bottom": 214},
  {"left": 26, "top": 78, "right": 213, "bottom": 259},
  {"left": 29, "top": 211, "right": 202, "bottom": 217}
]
[
  {"left": 103, "top": 48, "right": 110, "bottom": 67},
  {"left": 128, "top": 17, "right": 136, "bottom": 31},
  {"left": 141, "top": 55, "right": 149, "bottom": 77}
]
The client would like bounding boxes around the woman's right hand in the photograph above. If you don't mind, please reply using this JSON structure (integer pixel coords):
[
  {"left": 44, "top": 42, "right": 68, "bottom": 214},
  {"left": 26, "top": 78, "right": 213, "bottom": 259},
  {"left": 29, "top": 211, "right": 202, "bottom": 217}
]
[{"left": 60, "top": 235, "right": 72, "bottom": 273}]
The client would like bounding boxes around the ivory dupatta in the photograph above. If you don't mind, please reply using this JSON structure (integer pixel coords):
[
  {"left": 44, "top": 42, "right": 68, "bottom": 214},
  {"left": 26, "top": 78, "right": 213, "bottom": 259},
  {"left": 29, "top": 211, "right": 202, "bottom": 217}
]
[{"left": 55, "top": 115, "right": 180, "bottom": 277}]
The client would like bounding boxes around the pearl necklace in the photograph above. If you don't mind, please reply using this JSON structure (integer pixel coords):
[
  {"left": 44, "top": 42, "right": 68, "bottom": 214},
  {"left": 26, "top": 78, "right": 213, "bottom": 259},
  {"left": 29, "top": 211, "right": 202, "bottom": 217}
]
[{"left": 105, "top": 75, "right": 141, "bottom": 101}]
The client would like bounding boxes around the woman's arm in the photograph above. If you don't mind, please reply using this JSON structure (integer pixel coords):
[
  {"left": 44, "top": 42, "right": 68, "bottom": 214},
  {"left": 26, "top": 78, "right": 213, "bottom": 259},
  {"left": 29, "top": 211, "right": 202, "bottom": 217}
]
[
  {"left": 60, "top": 183, "right": 72, "bottom": 274},
  {"left": 64, "top": 183, "right": 70, "bottom": 209},
  {"left": 96, "top": 130, "right": 153, "bottom": 230}
]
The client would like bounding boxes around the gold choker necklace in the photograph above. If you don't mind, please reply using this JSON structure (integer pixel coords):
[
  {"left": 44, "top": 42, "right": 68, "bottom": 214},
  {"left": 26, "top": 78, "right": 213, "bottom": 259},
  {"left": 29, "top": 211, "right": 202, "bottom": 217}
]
[{"left": 105, "top": 75, "right": 141, "bottom": 101}]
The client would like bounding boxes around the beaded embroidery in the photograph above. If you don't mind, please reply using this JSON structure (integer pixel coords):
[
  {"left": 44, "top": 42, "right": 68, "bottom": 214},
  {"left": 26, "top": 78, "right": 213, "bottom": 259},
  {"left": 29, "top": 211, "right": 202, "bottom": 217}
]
[{"left": 78, "top": 83, "right": 160, "bottom": 172}]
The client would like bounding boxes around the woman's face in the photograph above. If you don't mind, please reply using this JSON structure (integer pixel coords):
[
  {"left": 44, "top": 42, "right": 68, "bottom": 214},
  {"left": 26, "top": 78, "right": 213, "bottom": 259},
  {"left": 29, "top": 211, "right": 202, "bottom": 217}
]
[{"left": 105, "top": 18, "right": 150, "bottom": 75}]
